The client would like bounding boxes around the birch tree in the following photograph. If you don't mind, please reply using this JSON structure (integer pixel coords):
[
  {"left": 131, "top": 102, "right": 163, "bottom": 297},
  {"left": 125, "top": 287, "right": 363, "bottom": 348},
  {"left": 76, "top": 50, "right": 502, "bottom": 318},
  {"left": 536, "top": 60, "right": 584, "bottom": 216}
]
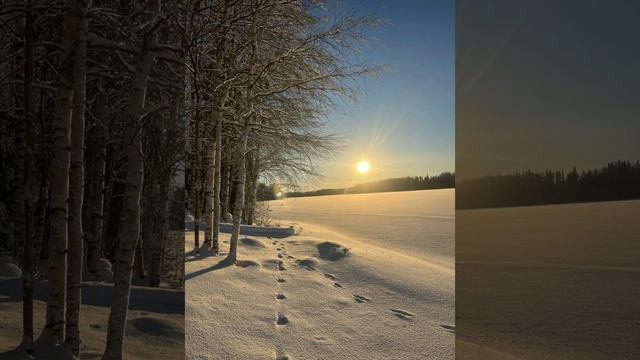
[
  {"left": 1, "top": 0, "right": 186, "bottom": 358},
  {"left": 45, "top": 0, "right": 85, "bottom": 343},
  {"left": 64, "top": 0, "right": 88, "bottom": 354},
  {"left": 184, "top": 0, "right": 378, "bottom": 263}
]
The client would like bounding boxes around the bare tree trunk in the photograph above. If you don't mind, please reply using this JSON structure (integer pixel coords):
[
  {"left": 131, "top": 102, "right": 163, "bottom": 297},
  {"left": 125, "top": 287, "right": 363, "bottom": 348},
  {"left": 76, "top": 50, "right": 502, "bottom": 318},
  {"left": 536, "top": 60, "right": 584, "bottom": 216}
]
[
  {"left": 139, "top": 177, "right": 155, "bottom": 279},
  {"left": 149, "top": 176, "right": 170, "bottom": 286},
  {"left": 227, "top": 0, "right": 259, "bottom": 261},
  {"left": 203, "top": 138, "right": 214, "bottom": 248},
  {"left": 35, "top": 65, "right": 51, "bottom": 265},
  {"left": 10, "top": 0, "right": 25, "bottom": 267},
  {"left": 102, "top": 123, "right": 144, "bottom": 360},
  {"left": 244, "top": 173, "right": 258, "bottom": 225},
  {"left": 134, "top": 237, "right": 145, "bottom": 279},
  {"left": 45, "top": 0, "right": 82, "bottom": 343},
  {"left": 21, "top": 1, "right": 35, "bottom": 351},
  {"left": 226, "top": 129, "right": 248, "bottom": 263},
  {"left": 212, "top": 115, "right": 222, "bottom": 253},
  {"left": 64, "top": 1, "right": 87, "bottom": 353},
  {"left": 84, "top": 93, "right": 107, "bottom": 275},
  {"left": 102, "top": 22, "right": 156, "bottom": 359},
  {"left": 243, "top": 149, "right": 259, "bottom": 225},
  {"left": 220, "top": 160, "right": 230, "bottom": 219},
  {"left": 193, "top": 108, "right": 201, "bottom": 253},
  {"left": 40, "top": 188, "right": 51, "bottom": 261},
  {"left": 207, "top": 0, "right": 230, "bottom": 251},
  {"left": 227, "top": 163, "right": 238, "bottom": 220},
  {"left": 103, "top": 178, "right": 124, "bottom": 262}
]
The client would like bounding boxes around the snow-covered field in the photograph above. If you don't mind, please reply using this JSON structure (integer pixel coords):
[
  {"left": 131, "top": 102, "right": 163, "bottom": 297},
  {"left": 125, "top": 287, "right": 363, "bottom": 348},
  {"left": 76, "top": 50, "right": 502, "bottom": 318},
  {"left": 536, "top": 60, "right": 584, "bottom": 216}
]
[
  {"left": 186, "top": 189, "right": 454, "bottom": 359},
  {"left": 457, "top": 200, "right": 640, "bottom": 359},
  {"left": 268, "top": 189, "right": 454, "bottom": 270}
]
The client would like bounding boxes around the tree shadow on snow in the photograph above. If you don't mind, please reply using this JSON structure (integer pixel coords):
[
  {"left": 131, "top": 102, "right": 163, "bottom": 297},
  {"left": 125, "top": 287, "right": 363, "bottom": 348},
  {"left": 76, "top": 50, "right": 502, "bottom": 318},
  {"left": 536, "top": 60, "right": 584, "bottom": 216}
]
[
  {"left": 0, "top": 279, "right": 183, "bottom": 315},
  {"left": 184, "top": 258, "right": 235, "bottom": 281},
  {"left": 0, "top": 347, "right": 27, "bottom": 360},
  {"left": 184, "top": 247, "right": 219, "bottom": 263}
]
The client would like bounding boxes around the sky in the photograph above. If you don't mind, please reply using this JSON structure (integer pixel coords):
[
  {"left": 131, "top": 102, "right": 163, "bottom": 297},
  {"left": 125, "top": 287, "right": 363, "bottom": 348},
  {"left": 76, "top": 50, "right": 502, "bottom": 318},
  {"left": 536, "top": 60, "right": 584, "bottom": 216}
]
[
  {"left": 304, "top": 0, "right": 454, "bottom": 190},
  {"left": 457, "top": 0, "right": 640, "bottom": 180}
]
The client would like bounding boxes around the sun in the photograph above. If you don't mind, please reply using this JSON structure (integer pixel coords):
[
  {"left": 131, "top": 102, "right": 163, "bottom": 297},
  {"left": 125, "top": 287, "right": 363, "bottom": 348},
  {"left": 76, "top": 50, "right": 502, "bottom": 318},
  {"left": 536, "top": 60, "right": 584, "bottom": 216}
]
[{"left": 356, "top": 160, "right": 370, "bottom": 174}]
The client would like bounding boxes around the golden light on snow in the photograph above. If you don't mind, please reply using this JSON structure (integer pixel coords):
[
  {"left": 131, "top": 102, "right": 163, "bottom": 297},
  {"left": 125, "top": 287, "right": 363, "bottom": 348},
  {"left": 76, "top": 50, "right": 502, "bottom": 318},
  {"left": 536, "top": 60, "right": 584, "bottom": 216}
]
[{"left": 356, "top": 160, "right": 370, "bottom": 174}]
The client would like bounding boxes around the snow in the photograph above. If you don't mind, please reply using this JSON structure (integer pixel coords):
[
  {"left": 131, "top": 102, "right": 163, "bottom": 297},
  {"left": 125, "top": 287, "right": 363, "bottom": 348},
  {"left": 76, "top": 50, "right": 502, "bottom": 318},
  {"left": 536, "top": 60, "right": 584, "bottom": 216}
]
[
  {"left": 0, "top": 262, "right": 21, "bottom": 279},
  {"left": 186, "top": 188, "right": 454, "bottom": 359},
  {"left": 269, "top": 189, "right": 454, "bottom": 270},
  {"left": 457, "top": 199, "right": 640, "bottom": 359},
  {"left": 185, "top": 222, "right": 295, "bottom": 239},
  {"left": 0, "top": 279, "right": 185, "bottom": 359}
]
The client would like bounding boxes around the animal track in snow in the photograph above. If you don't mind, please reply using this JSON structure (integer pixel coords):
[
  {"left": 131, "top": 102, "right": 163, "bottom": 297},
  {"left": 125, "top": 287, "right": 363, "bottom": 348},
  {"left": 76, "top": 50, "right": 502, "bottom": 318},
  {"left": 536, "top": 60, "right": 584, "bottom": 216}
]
[
  {"left": 276, "top": 276, "right": 286, "bottom": 283},
  {"left": 277, "top": 260, "right": 287, "bottom": 271},
  {"left": 313, "top": 336, "right": 328, "bottom": 344},
  {"left": 391, "top": 309, "right": 414, "bottom": 319},
  {"left": 440, "top": 324, "right": 455, "bottom": 333},
  {"left": 353, "top": 294, "right": 371, "bottom": 303},
  {"left": 323, "top": 273, "right": 336, "bottom": 280},
  {"left": 276, "top": 313, "right": 289, "bottom": 325},
  {"left": 296, "top": 258, "right": 318, "bottom": 270}
]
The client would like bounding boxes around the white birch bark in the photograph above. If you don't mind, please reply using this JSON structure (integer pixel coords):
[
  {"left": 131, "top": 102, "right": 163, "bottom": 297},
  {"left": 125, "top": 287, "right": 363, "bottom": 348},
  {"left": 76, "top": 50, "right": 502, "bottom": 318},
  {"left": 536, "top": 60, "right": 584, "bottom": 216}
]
[
  {"left": 102, "top": 9, "right": 157, "bottom": 357},
  {"left": 44, "top": 0, "right": 82, "bottom": 343},
  {"left": 65, "top": 0, "right": 88, "bottom": 354},
  {"left": 212, "top": 114, "right": 222, "bottom": 253},
  {"left": 226, "top": 128, "right": 249, "bottom": 262}
]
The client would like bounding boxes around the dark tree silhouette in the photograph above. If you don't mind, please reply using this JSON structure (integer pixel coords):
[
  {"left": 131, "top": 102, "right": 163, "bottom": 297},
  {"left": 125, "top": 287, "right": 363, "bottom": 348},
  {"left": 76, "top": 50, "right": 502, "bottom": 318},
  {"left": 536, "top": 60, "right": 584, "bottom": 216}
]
[
  {"left": 261, "top": 172, "right": 455, "bottom": 200},
  {"left": 457, "top": 161, "right": 640, "bottom": 209}
]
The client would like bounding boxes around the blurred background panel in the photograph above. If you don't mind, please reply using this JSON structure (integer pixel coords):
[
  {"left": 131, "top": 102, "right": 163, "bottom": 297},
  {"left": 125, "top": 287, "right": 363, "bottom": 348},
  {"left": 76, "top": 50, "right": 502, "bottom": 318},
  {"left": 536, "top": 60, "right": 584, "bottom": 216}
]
[{"left": 456, "top": 0, "right": 640, "bottom": 359}]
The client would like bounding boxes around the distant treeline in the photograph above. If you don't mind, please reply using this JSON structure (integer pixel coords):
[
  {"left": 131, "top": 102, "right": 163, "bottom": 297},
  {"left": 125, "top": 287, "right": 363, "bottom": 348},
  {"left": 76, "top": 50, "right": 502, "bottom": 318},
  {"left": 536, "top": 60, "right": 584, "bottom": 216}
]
[
  {"left": 258, "top": 172, "right": 455, "bottom": 200},
  {"left": 457, "top": 161, "right": 640, "bottom": 209}
]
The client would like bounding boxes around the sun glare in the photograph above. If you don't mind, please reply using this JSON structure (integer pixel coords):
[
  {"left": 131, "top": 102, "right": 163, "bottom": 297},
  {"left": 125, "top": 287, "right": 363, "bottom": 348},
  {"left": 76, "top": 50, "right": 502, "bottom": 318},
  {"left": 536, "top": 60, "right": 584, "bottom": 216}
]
[{"left": 356, "top": 160, "right": 370, "bottom": 174}]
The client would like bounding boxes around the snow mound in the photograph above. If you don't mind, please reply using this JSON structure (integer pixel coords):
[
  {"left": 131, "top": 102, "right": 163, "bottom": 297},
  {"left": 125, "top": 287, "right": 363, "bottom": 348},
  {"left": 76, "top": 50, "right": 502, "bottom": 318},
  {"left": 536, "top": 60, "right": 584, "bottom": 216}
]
[
  {"left": 316, "top": 242, "right": 349, "bottom": 261},
  {"left": 296, "top": 258, "right": 319, "bottom": 270},
  {"left": 84, "top": 258, "right": 113, "bottom": 282},
  {"left": 0, "top": 262, "right": 21, "bottom": 279}
]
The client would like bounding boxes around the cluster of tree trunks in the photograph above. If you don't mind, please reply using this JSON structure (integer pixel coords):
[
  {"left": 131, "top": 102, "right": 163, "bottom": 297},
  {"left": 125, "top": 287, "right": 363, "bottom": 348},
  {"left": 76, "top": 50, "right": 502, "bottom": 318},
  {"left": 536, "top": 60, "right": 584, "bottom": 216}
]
[
  {"left": 0, "top": 0, "right": 378, "bottom": 357},
  {"left": 1, "top": 0, "right": 185, "bottom": 358},
  {"left": 185, "top": 0, "right": 379, "bottom": 264}
]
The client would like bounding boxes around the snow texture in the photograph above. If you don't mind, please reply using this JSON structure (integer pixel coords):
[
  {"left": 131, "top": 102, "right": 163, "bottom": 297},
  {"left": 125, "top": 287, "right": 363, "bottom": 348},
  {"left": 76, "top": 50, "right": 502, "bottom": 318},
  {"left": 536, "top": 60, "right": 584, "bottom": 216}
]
[
  {"left": 0, "top": 280, "right": 184, "bottom": 359},
  {"left": 186, "top": 189, "right": 454, "bottom": 359},
  {"left": 457, "top": 199, "right": 640, "bottom": 359}
]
